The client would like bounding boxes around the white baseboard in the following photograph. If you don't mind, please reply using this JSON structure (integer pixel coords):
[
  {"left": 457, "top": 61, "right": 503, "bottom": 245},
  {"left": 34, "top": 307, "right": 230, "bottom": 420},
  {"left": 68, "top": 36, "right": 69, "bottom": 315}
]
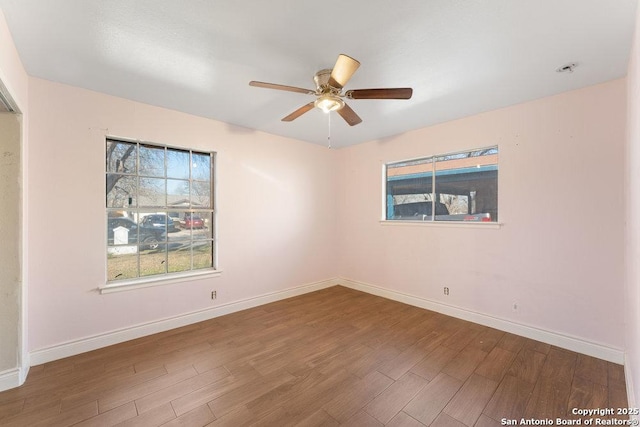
[
  {"left": 20, "top": 355, "right": 30, "bottom": 384},
  {"left": 338, "top": 277, "right": 625, "bottom": 364},
  {"left": 0, "top": 357, "right": 30, "bottom": 392},
  {"left": 30, "top": 278, "right": 337, "bottom": 366},
  {"left": 0, "top": 368, "right": 21, "bottom": 392},
  {"left": 25, "top": 276, "right": 625, "bottom": 373}
]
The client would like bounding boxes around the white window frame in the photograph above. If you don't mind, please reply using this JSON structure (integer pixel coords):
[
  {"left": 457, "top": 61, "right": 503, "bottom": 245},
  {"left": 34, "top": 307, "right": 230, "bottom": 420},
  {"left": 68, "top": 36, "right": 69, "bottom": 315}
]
[
  {"left": 382, "top": 146, "right": 500, "bottom": 228},
  {"left": 101, "top": 137, "right": 220, "bottom": 293}
]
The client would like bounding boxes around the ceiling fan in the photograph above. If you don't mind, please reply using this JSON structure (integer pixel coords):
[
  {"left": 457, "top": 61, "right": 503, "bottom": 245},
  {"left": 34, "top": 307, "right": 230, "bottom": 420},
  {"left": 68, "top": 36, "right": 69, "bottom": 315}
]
[{"left": 249, "top": 54, "right": 413, "bottom": 126}]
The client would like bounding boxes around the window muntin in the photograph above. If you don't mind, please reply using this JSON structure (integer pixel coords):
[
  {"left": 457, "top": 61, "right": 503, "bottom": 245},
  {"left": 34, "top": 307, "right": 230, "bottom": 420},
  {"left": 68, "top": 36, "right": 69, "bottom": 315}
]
[
  {"left": 385, "top": 147, "right": 498, "bottom": 222},
  {"left": 106, "top": 139, "right": 216, "bottom": 283}
]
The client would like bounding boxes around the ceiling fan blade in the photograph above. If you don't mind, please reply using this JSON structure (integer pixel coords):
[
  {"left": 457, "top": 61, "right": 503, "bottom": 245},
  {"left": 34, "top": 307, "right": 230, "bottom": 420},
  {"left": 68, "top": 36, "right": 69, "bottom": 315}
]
[
  {"left": 345, "top": 88, "right": 413, "bottom": 100},
  {"left": 337, "top": 103, "right": 362, "bottom": 126},
  {"left": 249, "top": 81, "right": 315, "bottom": 95},
  {"left": 282, "top": 102, "right": 316, "bottom": 122},
  {"left": 328, "top": 54, "right": 360, "bottom": 89}
]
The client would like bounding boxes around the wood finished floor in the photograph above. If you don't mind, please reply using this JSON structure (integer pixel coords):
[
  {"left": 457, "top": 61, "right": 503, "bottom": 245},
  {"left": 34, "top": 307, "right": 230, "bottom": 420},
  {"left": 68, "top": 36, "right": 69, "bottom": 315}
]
[{"left": 0, "top": 286, "right": 628, "bottom": 427}]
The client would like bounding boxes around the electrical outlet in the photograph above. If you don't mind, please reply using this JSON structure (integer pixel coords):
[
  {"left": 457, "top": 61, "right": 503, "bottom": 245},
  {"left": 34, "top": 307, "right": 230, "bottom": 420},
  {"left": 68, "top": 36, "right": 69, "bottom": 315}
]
[
  {"left": 443, "top": 287, "right": 449, "bottom": 296},
  {"left": 211, "top": 290, "right": 217, "bottom": 300}
]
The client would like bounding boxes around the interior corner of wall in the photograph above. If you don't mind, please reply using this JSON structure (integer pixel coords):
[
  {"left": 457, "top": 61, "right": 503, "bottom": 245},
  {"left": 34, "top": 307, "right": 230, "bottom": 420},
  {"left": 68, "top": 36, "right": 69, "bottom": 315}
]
[{"left": 625, "top": 353, "right": 638, "bottom": 413}]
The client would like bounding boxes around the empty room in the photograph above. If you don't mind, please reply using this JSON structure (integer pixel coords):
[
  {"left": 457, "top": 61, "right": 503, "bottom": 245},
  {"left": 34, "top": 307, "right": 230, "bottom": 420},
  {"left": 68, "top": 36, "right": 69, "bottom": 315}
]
[{"left": 1, "top": 1, "right": 640, "bottom": 426}]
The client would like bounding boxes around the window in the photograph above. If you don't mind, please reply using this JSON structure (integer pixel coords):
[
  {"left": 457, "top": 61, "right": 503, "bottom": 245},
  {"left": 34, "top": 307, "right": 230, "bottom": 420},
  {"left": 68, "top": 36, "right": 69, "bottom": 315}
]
[
  {"left": 385, "top": 147, "right": 498, "bottom": 222},
  {"left": 106, "top": 139, "right": 216, "bottom": 282}
]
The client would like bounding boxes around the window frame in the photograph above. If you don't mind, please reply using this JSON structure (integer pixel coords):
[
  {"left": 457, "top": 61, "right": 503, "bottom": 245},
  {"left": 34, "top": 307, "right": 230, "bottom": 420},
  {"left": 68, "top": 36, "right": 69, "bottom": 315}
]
[
  {"left": 101, "top": 137, "right": 220, "bottom": 293},
  {"left": 382, "top": 146, "right": 500, "bottom": 227}
]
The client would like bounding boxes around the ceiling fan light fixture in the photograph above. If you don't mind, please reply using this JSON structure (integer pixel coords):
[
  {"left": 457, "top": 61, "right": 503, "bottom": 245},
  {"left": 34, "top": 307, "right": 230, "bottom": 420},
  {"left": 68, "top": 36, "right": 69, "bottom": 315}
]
[
  {"left": 315, "top": 94, "right": 344, "bottom": 113},
  {"left": 249, "top": 54, "right": 412, "bottom": 126}
]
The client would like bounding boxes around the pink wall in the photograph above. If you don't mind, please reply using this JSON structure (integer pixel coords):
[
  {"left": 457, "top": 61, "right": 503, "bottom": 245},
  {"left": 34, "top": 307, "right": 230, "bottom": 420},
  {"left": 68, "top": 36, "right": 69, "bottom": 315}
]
[
  {"left": 625, "top": 1, "right": 640, "bottom": 409},
  {"left": 26, "top": 77, "right": 629, "bottom": 357},
  {"left": 26, "top": 77, "right": 338, "bottom": 351},
  {"left": 337, "top": 79, "right": 627, "bottom": 351}
]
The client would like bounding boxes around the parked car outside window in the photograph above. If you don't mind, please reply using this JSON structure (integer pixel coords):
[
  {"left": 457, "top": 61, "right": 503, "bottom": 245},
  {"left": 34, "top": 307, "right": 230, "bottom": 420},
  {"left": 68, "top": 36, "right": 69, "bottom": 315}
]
[
  {"left": 181, "top": 213, "right": 205, "bottom": 229},
  {"left": 141, "top": 214, "right": 178, "bottom": 232}
]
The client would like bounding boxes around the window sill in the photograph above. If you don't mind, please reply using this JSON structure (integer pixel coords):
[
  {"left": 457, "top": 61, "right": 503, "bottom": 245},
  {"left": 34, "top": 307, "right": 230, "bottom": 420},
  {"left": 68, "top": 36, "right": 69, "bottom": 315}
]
[
  {"left": 99, "top": 269, "right": 223, "bottom": 294},
  {"left": 379, "top": 220, "right": 502, "bottom": 229}
]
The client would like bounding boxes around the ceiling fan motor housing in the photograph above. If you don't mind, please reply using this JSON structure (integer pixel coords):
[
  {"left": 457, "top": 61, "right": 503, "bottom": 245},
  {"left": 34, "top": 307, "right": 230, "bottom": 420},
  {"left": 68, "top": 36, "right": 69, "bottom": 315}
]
[{"left": 314, "top": 69, "right": 333, "bottom": 91}]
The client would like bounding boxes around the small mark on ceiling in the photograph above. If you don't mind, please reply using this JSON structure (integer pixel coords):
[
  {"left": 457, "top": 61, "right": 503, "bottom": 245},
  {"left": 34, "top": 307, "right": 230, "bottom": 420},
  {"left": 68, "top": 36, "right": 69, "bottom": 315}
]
[{"left": 556, "top": 62, "right": 578, "bottom": 73}]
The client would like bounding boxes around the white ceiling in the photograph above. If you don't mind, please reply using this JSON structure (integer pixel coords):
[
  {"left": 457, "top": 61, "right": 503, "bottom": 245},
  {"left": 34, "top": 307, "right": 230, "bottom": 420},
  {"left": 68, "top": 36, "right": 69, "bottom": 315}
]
[{"left": 0, "top": 0, "right": 637, "bottom": 147}]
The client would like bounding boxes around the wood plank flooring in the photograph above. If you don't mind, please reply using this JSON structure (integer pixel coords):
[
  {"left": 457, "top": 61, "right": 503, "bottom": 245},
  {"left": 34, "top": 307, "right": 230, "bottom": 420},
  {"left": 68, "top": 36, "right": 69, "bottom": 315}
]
[{"left": 0, "top": 285, "right": 628, "bottom": 426}]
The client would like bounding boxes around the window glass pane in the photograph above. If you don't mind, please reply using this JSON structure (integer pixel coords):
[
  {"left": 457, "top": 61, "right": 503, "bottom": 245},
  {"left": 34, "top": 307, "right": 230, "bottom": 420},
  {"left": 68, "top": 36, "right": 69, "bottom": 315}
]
[
  {"left": 107, "top": 211, "right": 138, "bottom": 246},
  {"left": 168, "top": 210, "right": 191, "bottom": 242},
  {"left": 192, "top": 241, "right": 213, "bottom": 270},
  {"left": 139, "top": 145, "right": 165, "bottom": 177},
  {"left": 107, "top": 248, "right": 139, "bottom": 281},
  {"left": 167, "top": 179, "right": 190, "bottom": 207},
  {"left": 434, "top": 148, "right": 498, "bottom": 222},
  {"left": 386, "top": 157, "right": 433, "bottom": 220},
  {"left": 106, "top": 140, "right": 137, "bottom": 174},
  {"left": 168, "top": 245, "right": 192, "bottom": 273},
  {"left": 167, "top": 210, "right": 181, "bottom": 228},
  {"left": 191, "top": 181, "right": 211, "bottom": 208},
  {"left": 139, "top": 222, "right": 168, "bottom": 256},
  {"left": 192, "top": 153, "right": 210, "bottom": 181},
  {"left": 139, "top": 212, "right": 176, "bottom": 237},
  {"left": 192, "top": 212, "right": 213, "bottom": 240},
  {"left": 140, "top": 244, "right": 167, "bottom": 277},
  {"left": 167, "top": 149, "right": 189, "bottom": 179},
  {"left": 107, "top": 175, "right": 137, "bottom": 208},
  {"left": 139, "top": 178, "right": 166, "bottom": 207},
  {"left": 181, "top": 211, "right": 208, "bottom": 234}
]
